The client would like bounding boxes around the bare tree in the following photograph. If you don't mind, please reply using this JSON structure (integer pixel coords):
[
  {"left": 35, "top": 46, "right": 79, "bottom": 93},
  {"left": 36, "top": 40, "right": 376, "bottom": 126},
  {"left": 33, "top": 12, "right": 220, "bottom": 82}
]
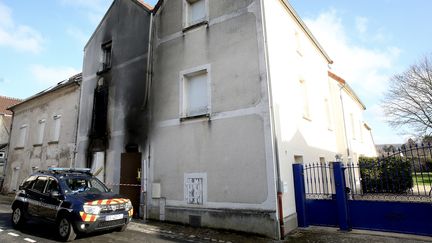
[{"left": 383, "top": 54, "right": 432, "bottom": 136}]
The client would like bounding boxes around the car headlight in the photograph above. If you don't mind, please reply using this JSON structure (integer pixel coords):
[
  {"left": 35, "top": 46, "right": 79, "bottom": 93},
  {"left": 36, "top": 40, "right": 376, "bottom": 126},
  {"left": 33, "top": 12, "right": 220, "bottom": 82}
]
[
  {"left": 83, "top": 205, "right": 101, "bottom": 215},
  {"left": 125, "top": 200, "right": 133, "bottom": 210}
]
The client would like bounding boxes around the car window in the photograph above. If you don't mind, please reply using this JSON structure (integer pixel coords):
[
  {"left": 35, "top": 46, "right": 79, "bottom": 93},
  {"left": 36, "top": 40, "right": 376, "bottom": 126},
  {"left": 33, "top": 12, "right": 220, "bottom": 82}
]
[
  {"left": 32, "top": 177, "right": 48, "bottom": 193},
  {"left": 45, "top": 177, "right": 59, "bottom": 194},
  {"left": 21, "top": 175, "right": 37, "bottom": 189},
  {"left": 64, "top": 177, "right": 108, "bottom": 194}
]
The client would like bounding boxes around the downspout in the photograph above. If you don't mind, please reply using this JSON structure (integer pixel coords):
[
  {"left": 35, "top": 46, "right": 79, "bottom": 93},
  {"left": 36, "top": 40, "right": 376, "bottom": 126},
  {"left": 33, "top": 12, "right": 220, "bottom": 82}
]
[
  {"left": 259, "top": 0, "right": 283, "bottom": 239},
  {"left": 142, "top": 9, "right": 154, "bottom": 220},
  {"left": 339, "top": 84, "right": 350, "bottom": 159},
  {"left": 72, "top": 81, "right": 81, "bottom": 169}
]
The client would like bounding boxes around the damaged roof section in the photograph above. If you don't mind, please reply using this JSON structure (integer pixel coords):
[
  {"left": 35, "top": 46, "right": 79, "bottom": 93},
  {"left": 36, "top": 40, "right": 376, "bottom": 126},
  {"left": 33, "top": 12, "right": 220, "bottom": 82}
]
[{"left": 8, "top": 73, "right": 82, "bottom": 111}]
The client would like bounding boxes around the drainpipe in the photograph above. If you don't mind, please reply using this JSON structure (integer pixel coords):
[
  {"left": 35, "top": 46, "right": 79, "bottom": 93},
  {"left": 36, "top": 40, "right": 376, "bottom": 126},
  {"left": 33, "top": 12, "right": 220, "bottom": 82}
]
[
  {"left": 72, "top": 81, "right": 81, "bottom": 169},
  {"left": 141, "top": 9, "right": 155, "bottom": 220},
  {"left": 339, "top": 84, "right": 350, "bottom": 159},
  {"left": 259, "top": 0, "right": 283, "bottom": 239}
]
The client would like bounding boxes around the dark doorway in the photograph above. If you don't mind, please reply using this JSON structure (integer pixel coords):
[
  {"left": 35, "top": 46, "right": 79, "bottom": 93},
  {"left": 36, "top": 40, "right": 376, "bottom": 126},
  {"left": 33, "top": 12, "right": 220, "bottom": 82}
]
[{"left": 120, "top": 152, "right": 141, "bottom": 218}]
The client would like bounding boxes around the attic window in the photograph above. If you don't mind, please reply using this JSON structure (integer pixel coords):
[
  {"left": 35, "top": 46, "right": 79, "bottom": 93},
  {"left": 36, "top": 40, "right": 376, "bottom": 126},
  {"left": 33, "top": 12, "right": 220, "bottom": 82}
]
[
  {"left": 100, "top": 41, "right": 112, "bottom": 72},
  {"left": 183, "top": 0, "right": 208, "bottom": 30}
]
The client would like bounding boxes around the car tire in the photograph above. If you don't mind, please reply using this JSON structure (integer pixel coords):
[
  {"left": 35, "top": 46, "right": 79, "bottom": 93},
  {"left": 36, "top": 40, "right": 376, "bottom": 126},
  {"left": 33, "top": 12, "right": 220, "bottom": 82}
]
[
  {"left": 57, "top": 216, "right": 77, "bottom": 242},
  {"left": 11, "top": 206, "right": 26, "bottom": 228},
  {"left": 116, "top": 224, "right": 128, "bottom": 232}
]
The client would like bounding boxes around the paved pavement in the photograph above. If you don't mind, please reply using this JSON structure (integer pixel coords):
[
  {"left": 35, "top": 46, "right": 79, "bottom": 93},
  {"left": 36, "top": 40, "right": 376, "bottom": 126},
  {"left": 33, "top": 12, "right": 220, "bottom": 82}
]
[{"left": 0, "top": 194, "right": 431, "bottom": 243}]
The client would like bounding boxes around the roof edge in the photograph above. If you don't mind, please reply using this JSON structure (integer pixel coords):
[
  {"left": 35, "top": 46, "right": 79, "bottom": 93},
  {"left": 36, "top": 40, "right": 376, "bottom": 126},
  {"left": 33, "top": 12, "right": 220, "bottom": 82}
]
[
  {"left": 281, "top": 0, "right": 333, "bottom": 64},
  {"left": 328, "top": 71, "right": 366, "bottom": 110},
  {"left": 84, "top": 0, "right": 152, "bottom": 50},
  {"left": 8, "top": 74, "right": 82, "bottom": 111}
]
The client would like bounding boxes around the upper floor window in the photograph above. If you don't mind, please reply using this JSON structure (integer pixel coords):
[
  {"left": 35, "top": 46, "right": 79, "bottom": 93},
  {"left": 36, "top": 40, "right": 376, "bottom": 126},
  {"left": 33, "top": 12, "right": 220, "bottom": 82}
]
[
  {"left": 300, "top": 80, "right": 310, "bottom": 120},
  {"left": 183, "top": 0, "right": 208, "bottom": 30},
  {"left": 50, "top": 115, "right": 61, "bottom": 143},
  {"left": 35, "top": 118, "right": 46, "bottom": 145},
  {"left": 101, "top": 41, "right": 112, "bottom": 72},
  {"left": 324, "top": 98, "right": 332, "bottom": 130},
  {"left": 180, "top": 65, "right": 211, "bottom": 119},
  {"left": 17, "top": 124, "right": 28, "bottom": 148}
]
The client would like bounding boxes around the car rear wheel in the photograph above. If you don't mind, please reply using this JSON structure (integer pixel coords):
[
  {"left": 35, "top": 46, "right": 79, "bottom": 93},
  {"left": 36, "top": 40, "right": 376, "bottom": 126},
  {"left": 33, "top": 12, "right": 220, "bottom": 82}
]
[
  {"left": 57, "top": 216, "right": 77, "bottom": 242},
  {"left": 11, "top": 206, "right": 26, "bottom": 228}
]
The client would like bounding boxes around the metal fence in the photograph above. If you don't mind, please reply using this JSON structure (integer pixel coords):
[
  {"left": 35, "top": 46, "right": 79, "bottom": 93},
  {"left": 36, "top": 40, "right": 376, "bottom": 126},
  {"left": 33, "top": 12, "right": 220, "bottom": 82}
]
[
  {"left": 304, "top": 163, "right": 334, "bottom": 199},
  {"left": 346, "top": 144, "right": 432, "bottom": 202}
]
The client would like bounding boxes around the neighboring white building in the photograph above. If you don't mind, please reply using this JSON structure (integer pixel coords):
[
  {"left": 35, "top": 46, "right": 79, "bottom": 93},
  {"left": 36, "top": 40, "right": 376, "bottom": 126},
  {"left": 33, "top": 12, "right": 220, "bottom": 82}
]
[{"left": 2, "top": 74, "right": 81, "bottom": 192}]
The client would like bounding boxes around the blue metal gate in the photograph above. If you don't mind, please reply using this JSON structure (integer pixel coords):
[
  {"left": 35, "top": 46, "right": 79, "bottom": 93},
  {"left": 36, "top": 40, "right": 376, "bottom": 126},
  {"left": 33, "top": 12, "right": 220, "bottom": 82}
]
[{"left": 294, "top": 145, "right": 432, "bottom": 236}]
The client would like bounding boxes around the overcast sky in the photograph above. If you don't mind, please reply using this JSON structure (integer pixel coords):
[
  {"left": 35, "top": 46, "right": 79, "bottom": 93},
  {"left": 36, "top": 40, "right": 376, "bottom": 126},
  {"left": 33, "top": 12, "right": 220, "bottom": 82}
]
[{"left": 0, "top": 0, "right": 430, "bottom": 144}]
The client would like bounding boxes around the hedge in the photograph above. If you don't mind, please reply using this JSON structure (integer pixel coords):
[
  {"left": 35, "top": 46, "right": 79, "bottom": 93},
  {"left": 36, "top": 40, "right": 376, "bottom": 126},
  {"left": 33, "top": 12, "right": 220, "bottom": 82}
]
[{"left": 359, "top": 156, "right": 413, "bottom": 194}]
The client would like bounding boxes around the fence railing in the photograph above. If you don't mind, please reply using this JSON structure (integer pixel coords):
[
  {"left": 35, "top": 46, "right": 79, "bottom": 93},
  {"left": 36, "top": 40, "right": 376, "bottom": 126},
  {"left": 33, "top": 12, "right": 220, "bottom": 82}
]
[
  {"left": 345, "top": 145, "right": 432, "bottom": 201},
  {"left": 304, "top": 163, "right": 334, "bottom": 199}
]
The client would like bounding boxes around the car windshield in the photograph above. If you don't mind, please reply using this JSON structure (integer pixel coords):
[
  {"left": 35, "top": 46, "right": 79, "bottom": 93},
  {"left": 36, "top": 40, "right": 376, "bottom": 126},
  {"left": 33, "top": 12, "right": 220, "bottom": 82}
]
[{"left": 63, "top": 177, "right": 108, "bottom": 194}]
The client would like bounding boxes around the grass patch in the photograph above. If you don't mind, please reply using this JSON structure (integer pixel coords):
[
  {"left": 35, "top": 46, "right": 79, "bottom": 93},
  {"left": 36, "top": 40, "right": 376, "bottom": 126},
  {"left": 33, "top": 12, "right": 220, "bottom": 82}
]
[{"left": 413, "top": 172, "right": 432, "bottom": 185}]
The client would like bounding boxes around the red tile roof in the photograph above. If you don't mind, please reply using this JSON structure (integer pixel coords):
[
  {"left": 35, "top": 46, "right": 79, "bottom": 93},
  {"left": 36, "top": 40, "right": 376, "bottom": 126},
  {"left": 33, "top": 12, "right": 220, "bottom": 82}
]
[{"left": 0, "top": 96, "right": 21, "bottom": 115}]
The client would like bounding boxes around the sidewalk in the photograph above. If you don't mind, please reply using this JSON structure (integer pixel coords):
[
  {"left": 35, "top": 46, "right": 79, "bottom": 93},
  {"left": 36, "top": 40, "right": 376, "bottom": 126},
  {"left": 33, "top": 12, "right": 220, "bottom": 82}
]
[{"left": 1, "top": 194, "right": 431, "bottom": 242}]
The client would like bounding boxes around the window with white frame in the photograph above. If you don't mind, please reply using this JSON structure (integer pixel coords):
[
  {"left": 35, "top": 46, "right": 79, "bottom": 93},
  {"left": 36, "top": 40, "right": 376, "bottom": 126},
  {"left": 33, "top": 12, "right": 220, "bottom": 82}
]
[
  {"left": 183, "top": 0, "right": 208, "bottom": 29},
  {"left": 300, "top": 80, "right": 310, "bottom": 120},
  {"left": 17, "top": 124, "right": 28, "bottom": 148},
  {"left": 50, "top": 115, "right": 61, "bottom": 142},
  {"left": 35, "top": 119, "right": 46, "bottom": 145},
  {"left": 180, "top": 67, "right": 210, "bottom": 118}
]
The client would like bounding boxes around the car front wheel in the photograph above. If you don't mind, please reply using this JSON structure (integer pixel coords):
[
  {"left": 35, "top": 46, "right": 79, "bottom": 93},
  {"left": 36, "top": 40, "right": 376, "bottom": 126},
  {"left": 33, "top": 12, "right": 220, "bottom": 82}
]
[
  {"left": 57, "top": 216, "right": 77, "bottom": 242},
  {"left": 11, "top": 206, "right": 26, "bottom": 228}
]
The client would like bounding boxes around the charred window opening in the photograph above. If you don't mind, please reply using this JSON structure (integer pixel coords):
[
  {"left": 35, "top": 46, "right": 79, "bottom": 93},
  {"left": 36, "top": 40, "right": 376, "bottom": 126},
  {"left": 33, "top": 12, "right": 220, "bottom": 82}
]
[
  {"left": 89, "top": 78, "right": 109, "bottom": 151},
  {"left": 99, "top": 41, "right": 112, "bottom": 74}
]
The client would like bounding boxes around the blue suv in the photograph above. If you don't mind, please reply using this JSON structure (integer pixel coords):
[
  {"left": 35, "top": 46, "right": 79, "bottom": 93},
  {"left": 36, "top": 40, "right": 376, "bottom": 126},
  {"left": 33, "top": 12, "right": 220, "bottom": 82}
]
[{"left": 11, "top": 168, "right": 133, "bottom": 241}]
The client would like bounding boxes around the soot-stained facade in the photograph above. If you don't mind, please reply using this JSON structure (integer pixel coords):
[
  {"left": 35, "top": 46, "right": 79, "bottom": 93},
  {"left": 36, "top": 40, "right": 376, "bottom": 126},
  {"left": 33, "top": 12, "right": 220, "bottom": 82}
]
[{"left": 76, "top": 0, "right": 377, "bottom": 239}]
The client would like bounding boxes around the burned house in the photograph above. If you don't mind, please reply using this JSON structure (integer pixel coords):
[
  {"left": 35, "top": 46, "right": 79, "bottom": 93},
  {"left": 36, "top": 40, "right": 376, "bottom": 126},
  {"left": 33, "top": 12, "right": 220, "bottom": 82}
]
[
  {"left": 75, "top": 0, "right": 377, "bottom": 239},
  {"left": 2, "top": 74, "right": 81, "bottom": 192}
]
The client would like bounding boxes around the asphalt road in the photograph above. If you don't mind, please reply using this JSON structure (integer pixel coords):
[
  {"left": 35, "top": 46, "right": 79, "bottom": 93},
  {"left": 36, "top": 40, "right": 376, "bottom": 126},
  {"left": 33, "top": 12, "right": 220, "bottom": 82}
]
[{"left": 0, "top": 204, "right": 181, "bottom": 243}]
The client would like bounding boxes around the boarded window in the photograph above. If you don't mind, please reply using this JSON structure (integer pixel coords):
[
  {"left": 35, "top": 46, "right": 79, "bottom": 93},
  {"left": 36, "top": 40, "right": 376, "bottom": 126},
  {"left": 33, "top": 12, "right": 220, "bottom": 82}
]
[
  {"left": 51, "top": 115, "right": 61, "bottom": 142},
  {"left": 184, "top": 0, "right": 207, "bottom": 28},
  {"left": 181, "top": 69, "right": 209, "bottom": 118},
  {"left": 17, "top": 124, "right": 28, "bottom": 148},
  {"left": 35, "top": 119, "right": 46, "bottom": 145}
]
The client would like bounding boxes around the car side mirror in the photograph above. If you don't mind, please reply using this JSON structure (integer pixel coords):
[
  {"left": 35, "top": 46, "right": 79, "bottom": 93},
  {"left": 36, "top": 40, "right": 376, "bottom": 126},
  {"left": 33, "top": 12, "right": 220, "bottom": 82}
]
[{"left": 50, "top": 191, "right": 60, "bottom": 198}]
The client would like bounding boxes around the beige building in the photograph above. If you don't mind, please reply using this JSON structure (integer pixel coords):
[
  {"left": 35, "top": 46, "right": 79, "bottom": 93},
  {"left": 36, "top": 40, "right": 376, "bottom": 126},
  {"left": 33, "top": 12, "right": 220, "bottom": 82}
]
[{"left": 3, "top": 74, "right": 81, "bottom": 192}]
